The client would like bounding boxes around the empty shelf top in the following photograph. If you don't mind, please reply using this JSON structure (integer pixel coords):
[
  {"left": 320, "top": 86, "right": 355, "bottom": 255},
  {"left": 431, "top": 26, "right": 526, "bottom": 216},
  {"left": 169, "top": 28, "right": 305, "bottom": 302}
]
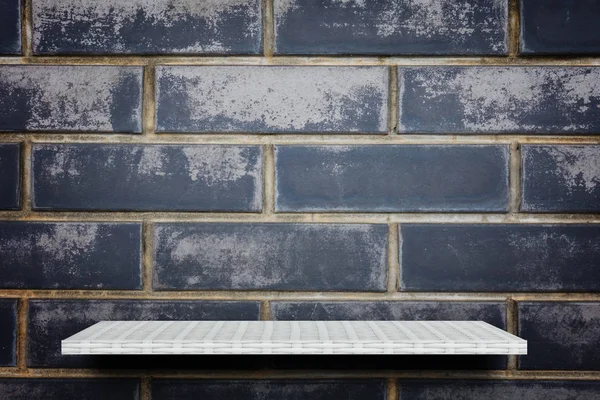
[{"left": 62, "top": 320, "right": 527, "bottom": 355}]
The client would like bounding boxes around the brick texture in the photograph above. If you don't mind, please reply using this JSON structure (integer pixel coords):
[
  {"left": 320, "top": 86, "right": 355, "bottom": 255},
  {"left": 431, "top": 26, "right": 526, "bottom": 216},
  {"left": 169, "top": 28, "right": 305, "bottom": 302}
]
[
  {"left": 153, "top": 223, "right": 387, "bottom": 291},
  {"left": 0, "top": 143, "right": 20, "bottom": 210},
  {"left": 0, "top": 300, "right": 17, "bottom": 366},
  {"left": 520, "top": 0, "right": 600, "bottom": 55},
  {"left": 32, "top": 0, "right": 262, "bottom": 55},
  {"left": 275, "top": 145, "right": 509, "bottom": 212},
  {"left": 0, "top": 0, "right": 21, "bottom": 55},
  {"left": 274, "top": 0, "right": 508, "bottom": 55},
  {"left": 400, "top": 224, "right": 600, "bottom": 292},
  {"left": 0, "top": 0, "right": 599, "bottom": 393},
  {"left": 518, "top": 302, "right": 600, "bottom": 370}
]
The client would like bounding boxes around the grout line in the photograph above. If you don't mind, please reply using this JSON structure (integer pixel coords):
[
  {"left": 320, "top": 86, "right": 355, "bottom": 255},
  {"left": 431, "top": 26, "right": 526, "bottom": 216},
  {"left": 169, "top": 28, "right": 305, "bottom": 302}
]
[
  {"left": 509, "top": 142, "right": 522, "bottom": 215},
  {"left": 263, "top": 144, "right": 275, "bottom": 215},
  {"left": 387, "top": 224, "right": 399, "bottom": 293},
  {"left": 16, "top": 298, "right": 28, "bottom": 370},
  {"left": 0, "top": 290, "right": 599, "bottom": 302},
  {"left": 6, "top": 56, "right": 600, "bottom": 66},
  {"left": 142, "top": 64, "right": 157, "bottom": 136},
  {"left": 506, "top": 298, "right": 519, "bottom": 370},
  {"left": 260, "top": 301, "right": 271, "bottom": 320},
  {"left": 387, "top": 378, "right": 398, "bottom": 400},
  {"left": 508, "top": 0, "right": 521, "bottom": 56},
  {"left": 140, "top": 376, "right": 152, "bottom": 400},
  {"left": 262, "top": 0, "right": 275, "bottom": 57},
  {"left": 1, "top": 368, "right": 600, "bottom": 380},
  {"left": 0, "top": 133, "right": 597, "bottom": 145},
  {"left": 20, "top": 141, "right": 32, "bottom": 214},
  {"left": 21, "top": 0, "right": 32, "bottom": 57},
  {"left": 388, "top": 66, "right": 399, "bottom": 135},
  {"left": 141, "top": 221, "right": 154, "bottom": 293}
]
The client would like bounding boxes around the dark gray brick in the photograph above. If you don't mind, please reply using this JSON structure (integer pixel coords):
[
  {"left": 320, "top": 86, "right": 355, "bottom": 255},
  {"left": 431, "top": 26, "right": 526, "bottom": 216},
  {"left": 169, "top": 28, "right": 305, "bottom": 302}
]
[
  {"left": 522, "top": 145, "right": 600, "bottom": 212},
  {"left": 155, "top": 66, "right": 388, "bottom": 133},
  {"left": 275, "top": 145, "right": 508, "bottom": 212},
  {"left": 521, "top": 0, "right": 600, "bottom": 55},
  {"left": 27, "top": 299, "right": 260, "bottom": 367},
  {"left": 0, "top": 66, "right": 142, "bottom": 132},
  {"left": 398, "top": 66, "right": 600, "bottom": 134},
  {"left": 32, "top": 144, "right": 262, "bottom": 211},
  {"left": 518, "top": 302, "right": 600, "bottom": 370},
  {"left": 0, "top": 222, "right": 141, "bottom": 289},
  {"left": 0, "top": 143, "right": 20, "bottom": 210},
  {"left": 0, "top": 0, "right": 21, "bottom": 54},
  {"left": 398, "top": 380, "right": 600, "bottom": 399},
  {"left": 0, "top": 299, "right": 17, "bottom": 366},
  {"left": 0, "top": 379, "right": 139, "bottom": 400},
  {"left": 272, "top": 301, "right": 507, "bottom": 370},
  {"left": 275, "top": 0, "right": 507, "bottom": 55},
  {"left": 152, "top": 380, "right": 385, "bottom": 400},
  {"left": 153, "top": 223, "right": 387, "bottom": 291},
  {"left": 33, "top": 0, "right": 261, "bottom": 55},
  {"left": 401, "top": 224, "right": 600, "bottom": 292}
]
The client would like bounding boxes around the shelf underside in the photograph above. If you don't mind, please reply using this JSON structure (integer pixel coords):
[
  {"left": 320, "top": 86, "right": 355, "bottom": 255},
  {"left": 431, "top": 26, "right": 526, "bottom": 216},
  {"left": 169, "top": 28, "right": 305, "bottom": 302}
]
[{"left": 62, "top": 320, "right": 527, "bottom": 355}]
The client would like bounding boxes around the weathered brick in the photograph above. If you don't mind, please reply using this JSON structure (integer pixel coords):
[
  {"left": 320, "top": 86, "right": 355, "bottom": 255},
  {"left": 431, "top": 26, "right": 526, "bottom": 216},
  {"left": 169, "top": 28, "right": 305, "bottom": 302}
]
[
  {"left": 32, "top": 0, "right": 262, "bottom": 55},
  {"left": 0, "top": 379, "right": 139, "bottom": 400},
  {"left": 27, "top": 300, "right": 260, "bottom": 367},
  {"left": 0, "top": 222, "right": 141, "bottom": 289},
  {"left": 275, "top": 145, "right": 509, "bottom": 212},
  {"left": 152, "top": 380, "right": 386, "bottom": 400},
  {"left": 0, "top": 0, "right": 21, "bottom": 54},
  {"left": 0, "top": 143, "right": 20, "bottom": 210},
  {"left": 0, "top": 66, "right": 142, "bottom": 132},
  {"left": 400, "top": 224, "right": 600, "bottom": 292},
  {"left": 272, "top": 301, "right": 507, "bottom": 370},
  {"left": 153, "top": 223, "right": 387, "bottom": 291},
  {"left": 522, "top": 145, "right": 600, "bottom": 212},
  {"left": 32, "top": 144, "right": 262, "bottom": 211},
  {"left": 398, "top": 380, "right": 600, "bottom": 399},
  {"left": 0, "top": 299, "right": 17, "bottom": 366},
  {"left": 155, "top": 66, "right": 388, "bottom": 133},
  {"left": 518, "top": 302, "right": 600, "bottom": 370},
  {"left": 398, "top": 67, "right": 600, "bottom": 134},
  {"left": 521, "top": 0, "right": 600, "bottom": 55},
  {"left": 274, "top": 0, "right": 508, "bottom": 55}
]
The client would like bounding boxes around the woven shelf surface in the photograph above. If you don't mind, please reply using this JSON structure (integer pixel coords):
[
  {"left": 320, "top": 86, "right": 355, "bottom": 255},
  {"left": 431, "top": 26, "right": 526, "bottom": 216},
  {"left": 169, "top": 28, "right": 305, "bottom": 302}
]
[{"left": 62, "top": 320, "right": 527, "bottom": 355}]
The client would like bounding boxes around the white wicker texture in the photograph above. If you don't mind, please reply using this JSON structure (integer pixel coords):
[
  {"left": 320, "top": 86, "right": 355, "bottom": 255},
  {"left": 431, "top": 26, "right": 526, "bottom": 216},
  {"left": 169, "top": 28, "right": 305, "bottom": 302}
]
[{"left": 62, "top": 320, "right": 527, "bottom": 355}]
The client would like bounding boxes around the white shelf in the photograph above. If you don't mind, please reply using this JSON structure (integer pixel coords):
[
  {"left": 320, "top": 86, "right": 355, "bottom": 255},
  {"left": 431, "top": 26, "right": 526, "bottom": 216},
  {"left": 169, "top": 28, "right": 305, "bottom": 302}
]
[{"left": 62, "top": 320, "right": 526, "bottom": 355}]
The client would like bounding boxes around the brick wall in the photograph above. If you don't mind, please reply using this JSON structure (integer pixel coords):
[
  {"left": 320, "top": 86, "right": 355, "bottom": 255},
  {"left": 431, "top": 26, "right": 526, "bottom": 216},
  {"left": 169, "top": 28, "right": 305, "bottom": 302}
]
[{"left": 1, "top": 0, "right": 600, "bottom": 399}]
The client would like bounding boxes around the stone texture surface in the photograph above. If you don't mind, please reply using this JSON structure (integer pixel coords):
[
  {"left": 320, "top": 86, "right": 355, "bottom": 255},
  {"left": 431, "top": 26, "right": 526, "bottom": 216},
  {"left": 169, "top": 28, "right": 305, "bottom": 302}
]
[
  {"left": 0, "top": 222, "right": 141, "bottom": 289},
  {"left": 156, "top": 66, "right": 388, "bottom": 133},
  {"left": 153, "top": 223, "right": 388, "bottom": 291},
  {"left": 400, "top": 224, "right": 600, "bottom": 292},
  {"left": 522, "top": 145, "right": 600, "bottom": 212},
  {"left": 0, "top": 66, "right": 142, "bottom": 132},
  {"left": 398, "top": 66, "right": 600, "bottom": 134},
  {"left": 518, "top": 302, "right": 600, "bottom": 370},
  {"left": 152, "top": 380, "right": 386, "bottom": 400},
  {"left": 521, "top": 0, "right": 600, "bottom": 54},
  {"left": 271, "top": 301, "right": 507, "bottom": 370},
  {"left": 398, "top": 380, "right": 600, "bottom": 399},
  {"left": 0, "top": 379, "right": 140, "bottom": 400},
  {"left": 27, "top": 300, "right": 260, "bottom": 367},
  {"left": 0, "top": 300, "right": 17, "bottom": 366},
  {"left": 33, "top": 0, "right": 262, "bottom": 55},
  {"left": 32, "top": 144, "right": 262, "bottom": 211},
  {"left": 0, "top": 0, "right": 21, "bottom": 54},
  {"left": 0, "top": 143, "right": 20, "bottom": 210},
  {"left": 275, "top": 145, "right": 509, "bottom": 212},
  {"left": 274, "top": 0, "right": 508, "bottom": 55}
]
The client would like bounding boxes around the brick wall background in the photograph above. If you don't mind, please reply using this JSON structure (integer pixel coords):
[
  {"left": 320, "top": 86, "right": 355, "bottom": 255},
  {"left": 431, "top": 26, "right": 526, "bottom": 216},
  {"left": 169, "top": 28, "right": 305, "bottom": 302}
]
[{"left": 0, "top": 0, "right": 600, "bottom": 398}]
